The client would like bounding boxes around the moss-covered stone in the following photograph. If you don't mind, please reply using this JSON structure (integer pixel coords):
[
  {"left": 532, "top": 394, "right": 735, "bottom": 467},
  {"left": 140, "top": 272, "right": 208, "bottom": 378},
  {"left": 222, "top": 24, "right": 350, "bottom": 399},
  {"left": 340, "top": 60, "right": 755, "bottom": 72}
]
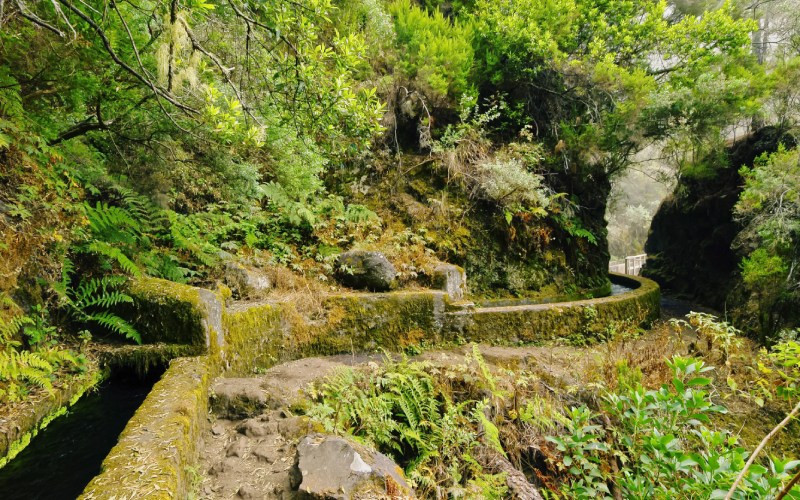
[
  {"left": 444, "top": 273, "right": 659, "bottom": 344},
  {"left": 222, "top": 302, "right": 286, "bottom": 375},
  {"left": 80, "top": 356, "right": 212, "bottom": 500},
  {"left": 94, "top": 343, "right": 205, "bottom": 378},
  {"left": 313, "top": 291, "right": 447, "bottom": 354},
  {"left": 219, "top": 275, "right": 658, "bottom": 374},
  {"left": 123, "top": 277, "right": 224, "bottom": 348},
  {"left": 221, "top": 292, "right": 449, "bottom": 375}
]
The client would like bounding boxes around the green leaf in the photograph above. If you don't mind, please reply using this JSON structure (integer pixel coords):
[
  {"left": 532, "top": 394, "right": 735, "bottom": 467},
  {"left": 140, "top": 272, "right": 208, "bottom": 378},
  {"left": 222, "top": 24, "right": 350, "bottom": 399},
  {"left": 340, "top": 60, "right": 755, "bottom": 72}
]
[{"left": 687, "top": 377, "right": 711, "bottom": 387}]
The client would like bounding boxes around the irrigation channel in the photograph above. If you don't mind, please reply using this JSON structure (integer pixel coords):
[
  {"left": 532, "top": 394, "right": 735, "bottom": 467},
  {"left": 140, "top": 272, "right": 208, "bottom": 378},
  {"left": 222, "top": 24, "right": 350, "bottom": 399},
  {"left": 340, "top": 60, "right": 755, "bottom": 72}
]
[{"left": 0, "top": 370, "right": 163, "bottom": 499}]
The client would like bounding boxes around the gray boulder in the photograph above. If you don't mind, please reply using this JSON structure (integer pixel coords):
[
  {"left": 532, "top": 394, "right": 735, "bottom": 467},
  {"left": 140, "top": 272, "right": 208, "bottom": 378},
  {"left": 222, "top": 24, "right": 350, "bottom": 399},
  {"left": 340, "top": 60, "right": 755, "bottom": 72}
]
[
  {"left": 335, "top": 251, "right": 396, "bottom": 292},
  {"left": 223, "top": 262, "right": 272, "bottom": 299},
  {"left": 295, "top": 434, "right": 414, "bottom": 499},
  {"left": 432, "top": 263, "right": 467, "bottom": 301}
]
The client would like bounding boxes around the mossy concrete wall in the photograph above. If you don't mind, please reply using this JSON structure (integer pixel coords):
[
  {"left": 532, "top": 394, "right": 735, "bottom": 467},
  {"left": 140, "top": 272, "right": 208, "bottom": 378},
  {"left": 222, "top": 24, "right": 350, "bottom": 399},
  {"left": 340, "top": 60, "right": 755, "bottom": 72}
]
[
  {"left": 221, "top": 291, "right": 449, "bottom": 375},
  {"left": 445, "top": 272, "right": 660, "bottom": 343},
  {"left": 118, "top": 274, "right": 659, "bottom": 375},
  {"left": 312, "top": 291, "right": 448, "bottom": 354},
  {"left": 222, "top": 274, "right": 658, "bottom": 373},
  {"left": 123, "top": 277, "right": 225, "bottom": 348},
  {"left": 80, "top": 356, "right": 212, "bottom": 500}
]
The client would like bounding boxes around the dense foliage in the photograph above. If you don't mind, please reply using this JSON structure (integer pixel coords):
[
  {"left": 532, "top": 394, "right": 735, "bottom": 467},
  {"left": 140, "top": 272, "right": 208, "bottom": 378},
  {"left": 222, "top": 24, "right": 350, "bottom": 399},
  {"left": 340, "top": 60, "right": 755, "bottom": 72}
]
[
  {"left": 734, "top": 146, "right": 800, "bottom": 338},
  {"left": 306, "top": 330, "right": 800, "bottom": 499},
  {"left": 1, "top": 0, "right": 799, "bottom": 492}
]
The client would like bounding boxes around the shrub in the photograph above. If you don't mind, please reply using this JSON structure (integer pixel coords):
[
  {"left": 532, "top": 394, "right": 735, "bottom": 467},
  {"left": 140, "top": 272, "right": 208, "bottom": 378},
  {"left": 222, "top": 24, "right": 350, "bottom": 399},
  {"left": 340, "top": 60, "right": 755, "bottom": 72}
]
[{"left": 552, "top": 356, "right": 800, "bottom": 498}]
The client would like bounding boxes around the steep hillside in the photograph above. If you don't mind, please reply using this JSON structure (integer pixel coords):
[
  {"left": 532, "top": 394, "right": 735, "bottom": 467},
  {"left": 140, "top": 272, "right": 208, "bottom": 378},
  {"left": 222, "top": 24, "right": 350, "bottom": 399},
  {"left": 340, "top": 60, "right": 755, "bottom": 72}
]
[{"left": 644, "top": 126, "right": 798, "bottom": 336}]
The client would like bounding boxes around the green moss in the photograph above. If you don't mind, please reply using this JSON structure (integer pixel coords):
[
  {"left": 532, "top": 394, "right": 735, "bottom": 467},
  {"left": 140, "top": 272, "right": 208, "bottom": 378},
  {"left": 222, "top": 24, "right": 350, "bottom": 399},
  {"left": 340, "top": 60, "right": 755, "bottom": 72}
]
[
  {"left": 220, "top": 292, "right": 449, "bottom": 375},
  {"left": 222, "top": 302, "right": 286, "bottom": 375},
  {"left": 312, "top": 291, "right": 446, "bottom": 354},
  {"left": 122, "top": 277, "right": 225, "bottom": 347},
  {"left": 96, "top": 343, "right": 205, "bottom": 377},
  {"left": 445, "top": 273, "right": 660, "bottom": 344},
  {"left": 220, "top": 276, "right": 658, "bottom": 374}
]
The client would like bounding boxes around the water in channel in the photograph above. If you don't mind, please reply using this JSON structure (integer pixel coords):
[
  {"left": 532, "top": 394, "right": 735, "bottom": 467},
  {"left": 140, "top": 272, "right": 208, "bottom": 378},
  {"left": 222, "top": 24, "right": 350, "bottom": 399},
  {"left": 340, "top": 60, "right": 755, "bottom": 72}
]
[{"left": 0, "top": 372, "right": 158, "bottom": 500}]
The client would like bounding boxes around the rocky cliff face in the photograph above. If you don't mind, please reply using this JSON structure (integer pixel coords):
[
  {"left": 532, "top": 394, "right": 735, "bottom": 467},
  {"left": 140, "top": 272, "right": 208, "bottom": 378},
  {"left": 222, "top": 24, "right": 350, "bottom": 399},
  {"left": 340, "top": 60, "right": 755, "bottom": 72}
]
[
  {"left": 643, "top": 126, "right": 794, "bottom": 309},
  {"left": 343, "top": 153, "right": 612, "bottom": 300}
]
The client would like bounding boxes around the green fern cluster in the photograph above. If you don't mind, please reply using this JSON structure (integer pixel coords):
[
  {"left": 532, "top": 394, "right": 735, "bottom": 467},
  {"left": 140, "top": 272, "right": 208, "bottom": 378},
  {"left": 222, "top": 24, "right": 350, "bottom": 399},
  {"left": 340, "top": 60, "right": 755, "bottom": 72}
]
[
  {"left": 78, "top": 186, "right": 202, "bottom": 283},
  {"left": 306, "top": 354, "right": 507, "bottom": 497},
  {"left": 54, "top": 261, "right": 141, "bottom": 343},
  {"left": 0, "top": 300, "right": 84, "bottom": 403}
]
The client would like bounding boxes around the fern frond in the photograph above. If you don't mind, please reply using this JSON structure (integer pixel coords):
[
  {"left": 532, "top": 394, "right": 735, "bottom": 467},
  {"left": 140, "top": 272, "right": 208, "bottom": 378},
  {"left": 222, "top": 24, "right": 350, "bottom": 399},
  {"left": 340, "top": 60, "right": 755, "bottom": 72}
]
[
  {"left": 87, "top": 290, "right": 134, "bottom": 309},
  {"left": 0, "top": 314, "right": 33, "bottom": 343},
  {"left": 42, "top": 348, "right": 82, "bottom": 369},
  {"left": 84, "top": 241, "right": 141, "bottom": 277},
  {"left": 87, "top": 311, "right": 141, "bottom": 344},
  {"left": 51, "top": 258, "right": 75, "bottom": 303},
  {"left": 0, "top": 349, "right": 55, "bottom": 394},
  {"left": 84, "top": 201, "right": 140, "bottom": 236},
  {"left": 74, "top": 277, "right": 133, "bottom": 309}
]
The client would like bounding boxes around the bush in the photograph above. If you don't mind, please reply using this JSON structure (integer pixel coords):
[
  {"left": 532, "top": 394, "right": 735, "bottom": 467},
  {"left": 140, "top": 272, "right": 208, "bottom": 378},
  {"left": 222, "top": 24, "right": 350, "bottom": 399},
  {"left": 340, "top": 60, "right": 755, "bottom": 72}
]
[
  {"left": 552, "top": 356, "right": 800, "bottom": 498},
  {"left": 307, "top": 351, "right": 509, "bottom": 497}
]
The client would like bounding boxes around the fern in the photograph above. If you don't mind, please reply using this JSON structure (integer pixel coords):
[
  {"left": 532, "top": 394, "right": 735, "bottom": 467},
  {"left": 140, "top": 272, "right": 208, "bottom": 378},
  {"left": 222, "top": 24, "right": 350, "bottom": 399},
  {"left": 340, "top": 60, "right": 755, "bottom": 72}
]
[
  {"left": 83, "top": 241, "right": 142, "bottom": 277},
  {"left": 469, "top": 343, "right": 497, "bottom": 392},
  {"left": 0, "top": 313, "right": 32, "bottom": 345},
  {"left": 555, "top": 214, "right": 598, "bottom": 245},
  {"left": 86, "top": 311, "right": 141, "bottom": 343},
  {"left": 83, "top": 201, "right": 141, "bottom": 240},
  {"left": 111, "top": 184, "right": 166, "bottom": 232},
  {"left": 0, "top": 345, "right": 87, "bottom": 403},
  {"left": 167, "top": 211, "right": 220, "bottom": 268},
  {"left": 473, "top": 401, "right": 506, "bottom": 457},
  {"left": 0, "top": 347, "right": 54, "bottom": 401},
  {"left": 55, "top": 266, "right": 141, "bottom": 344}
]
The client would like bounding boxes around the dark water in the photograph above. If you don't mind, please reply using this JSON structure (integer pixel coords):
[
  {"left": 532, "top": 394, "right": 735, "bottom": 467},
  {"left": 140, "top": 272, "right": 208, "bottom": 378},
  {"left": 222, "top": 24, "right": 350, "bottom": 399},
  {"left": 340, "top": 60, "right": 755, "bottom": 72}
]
[{"left": 0, "top": 374, "right": 156, "bottom": 500}]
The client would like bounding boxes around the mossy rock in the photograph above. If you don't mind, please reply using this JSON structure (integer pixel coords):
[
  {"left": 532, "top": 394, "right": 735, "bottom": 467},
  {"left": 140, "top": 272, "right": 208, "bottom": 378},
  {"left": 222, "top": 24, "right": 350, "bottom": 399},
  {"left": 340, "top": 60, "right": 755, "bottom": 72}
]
[{"left": 123, "top": 277, "right": 225, "bottom": 349}]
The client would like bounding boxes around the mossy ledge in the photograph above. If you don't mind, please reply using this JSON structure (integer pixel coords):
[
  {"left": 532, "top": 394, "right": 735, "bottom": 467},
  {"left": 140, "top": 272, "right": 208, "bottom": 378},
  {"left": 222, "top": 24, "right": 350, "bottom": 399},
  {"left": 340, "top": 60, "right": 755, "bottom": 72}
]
[
  {"left": 221, "top": 273, "right": 659, "bottom": 373},
  {"left": 0, "top": 366, "right": 104, "bottom": 469},
  {"left": 114, "top": 274, "right": 658, "bottom": 375},
  {"left": 445, "top": 272, "right": 660, "bottom": 343},
  {"left": 122, "top": 276, "right": 225, "bottom": 348},
  {"left": 80, "top": 356, "right": 212, "bottom": 500}
]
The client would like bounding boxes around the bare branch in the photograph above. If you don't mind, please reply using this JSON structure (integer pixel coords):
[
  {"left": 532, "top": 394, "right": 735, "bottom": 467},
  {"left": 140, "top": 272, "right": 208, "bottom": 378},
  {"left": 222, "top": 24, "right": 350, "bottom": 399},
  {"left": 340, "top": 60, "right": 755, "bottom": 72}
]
[{"left": 14, "top": 0, "right": 64, "bottom": 36}]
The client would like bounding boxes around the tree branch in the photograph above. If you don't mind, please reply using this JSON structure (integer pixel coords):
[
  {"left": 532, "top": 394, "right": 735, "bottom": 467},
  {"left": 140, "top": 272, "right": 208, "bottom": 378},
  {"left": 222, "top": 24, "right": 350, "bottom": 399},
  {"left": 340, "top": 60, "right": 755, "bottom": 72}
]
[
  {"left": 724, "top": 400, "right": 800, "bottom": 500},
  {"left": 54, "top": 0, "right": 198, "bottom": 115}
]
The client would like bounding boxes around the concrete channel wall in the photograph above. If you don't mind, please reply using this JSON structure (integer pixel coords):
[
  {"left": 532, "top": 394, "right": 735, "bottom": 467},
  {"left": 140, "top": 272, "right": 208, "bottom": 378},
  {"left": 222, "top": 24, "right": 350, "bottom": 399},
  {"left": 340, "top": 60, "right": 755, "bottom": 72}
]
[{"left": 79, "top": 272, "right": 660, "bottom": 498}]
